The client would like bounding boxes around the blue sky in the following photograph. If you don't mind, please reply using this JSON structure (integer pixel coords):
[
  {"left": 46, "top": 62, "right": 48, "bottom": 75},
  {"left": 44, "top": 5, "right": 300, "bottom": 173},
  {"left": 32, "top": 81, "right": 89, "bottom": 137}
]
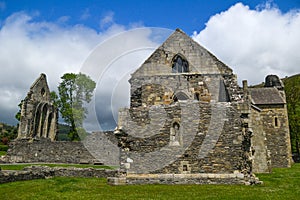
[
  {"left": 0, "top": 0, "right": 300, "bottom": 129},
  {"left": 1, "top": 0, "right": 299, "bottom": 34}
]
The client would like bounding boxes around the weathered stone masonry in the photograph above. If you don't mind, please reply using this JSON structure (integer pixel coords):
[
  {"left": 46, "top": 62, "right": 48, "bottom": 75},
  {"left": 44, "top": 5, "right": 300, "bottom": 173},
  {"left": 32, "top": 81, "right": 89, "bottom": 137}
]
[
  {"left": 5, "top": 29, "right": 292, "bottom": 185},
  {"left": 17, "top": 74, "right": 58, "bottom": 141},
  {"left": 111, "top": 29, "right": 266, "bottom": 185},
  {"left": 7, "top": 74, "right": 120, "bottom": 166}
]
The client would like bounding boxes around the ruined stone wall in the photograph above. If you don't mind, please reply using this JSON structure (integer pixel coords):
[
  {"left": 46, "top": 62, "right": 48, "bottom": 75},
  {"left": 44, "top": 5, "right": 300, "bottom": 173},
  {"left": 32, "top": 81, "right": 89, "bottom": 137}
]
[
  {"left": 82, "top": 132, "right": 120, "bottom": 166},
  {"left": 250, "top": 107, "right": 271, "bottom": 173},
  {"left": 6, "top": 139, "right": 96, "bottom": 164},
  {"left": 0, "top": 166, "right": 118, "bottom": 184},
  {"left": 129, "top": 74, "right": 234, "bottom": 109},
  {"left": 259, "top": 104, "right": 292, "bottom": 168},
  {"left": 117, "top": 101, "right": 252, "bottom": 176},
  {"left": 18, "top": 74, "right": 57, "bottom": 141},
  {"left": 7, "top": 132, "right": 120, "bottom": 166}
]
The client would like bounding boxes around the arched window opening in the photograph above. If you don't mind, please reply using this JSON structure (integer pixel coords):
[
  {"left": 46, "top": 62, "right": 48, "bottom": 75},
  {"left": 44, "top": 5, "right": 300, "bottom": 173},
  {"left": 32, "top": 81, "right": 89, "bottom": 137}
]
[
  {"left": 170, "top": 122, "right": 181, "bottom": 146},
  {"left": 39, "top": 105, "right": 48, "bottom": 137},
  {"left": 174, "top": 92, "right": 189, "bottom": 101},
  {"left": 172, "top": 55, "right": 189, "bottom": 73},
  {"left": 41, "top": 88, "right": 46, "bottom": 96},
  {"left": 46, "top": 112, "right": 53, "bottom": 138}
]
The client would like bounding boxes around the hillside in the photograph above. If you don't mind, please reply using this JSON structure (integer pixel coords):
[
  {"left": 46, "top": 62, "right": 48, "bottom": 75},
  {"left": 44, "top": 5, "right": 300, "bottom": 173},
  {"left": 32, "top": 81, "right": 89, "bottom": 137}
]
[{"left": 283, "top": 74, "right": 300, "bottom": 154}]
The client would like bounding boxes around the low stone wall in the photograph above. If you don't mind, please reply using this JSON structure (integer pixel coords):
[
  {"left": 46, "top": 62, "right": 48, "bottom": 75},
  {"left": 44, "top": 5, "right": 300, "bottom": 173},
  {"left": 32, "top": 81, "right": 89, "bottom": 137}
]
[
  {"left": 5, "top": 132, "right": 120, "bottom": 166},
  {"left": 0, "top": 169, "right": 47, "bottom": 184},
  {"left": 108, "top": 173, "right": 261, "bottom": 185},
  {"left": 6, "top": 139, "right": 96, "bottom": 164},
  {"left": 0, "top": 166, "right": 118, "bottom": 184}
]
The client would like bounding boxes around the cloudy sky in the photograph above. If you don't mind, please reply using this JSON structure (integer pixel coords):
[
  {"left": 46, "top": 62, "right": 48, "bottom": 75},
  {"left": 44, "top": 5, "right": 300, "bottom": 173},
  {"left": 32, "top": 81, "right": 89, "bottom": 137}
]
[{"left": 0, "top": 0, "right": 299, "bottom": 130}]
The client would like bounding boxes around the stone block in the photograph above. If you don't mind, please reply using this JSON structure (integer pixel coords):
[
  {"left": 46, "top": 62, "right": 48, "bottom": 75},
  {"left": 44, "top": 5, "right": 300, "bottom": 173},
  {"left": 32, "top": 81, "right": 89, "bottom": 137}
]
[{"left": 107, "top": 177, "right": 127, "bottom": 186}]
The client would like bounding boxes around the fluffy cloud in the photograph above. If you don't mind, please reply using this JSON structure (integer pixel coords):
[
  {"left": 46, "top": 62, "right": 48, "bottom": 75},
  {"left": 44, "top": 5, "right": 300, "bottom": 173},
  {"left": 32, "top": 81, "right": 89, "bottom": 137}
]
[
  {"left": 0, "top": 11, "right": 171, "bottom": 130},
  {"left": 0, "top": 12, "right": 127, "bottom": 125},
  {"left": 193, "top": 2, "right": 300, "bottom": 85}
]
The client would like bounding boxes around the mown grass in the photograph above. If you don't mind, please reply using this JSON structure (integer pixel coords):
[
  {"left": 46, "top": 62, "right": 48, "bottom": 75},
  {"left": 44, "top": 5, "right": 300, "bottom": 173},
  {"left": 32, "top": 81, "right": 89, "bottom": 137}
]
[
  {"left": 0, "top": 164, "right": 299, "bottom": 200},
  {"left": 0, "top": 151, "right": 6, "bottom": 156},
  {"left": 0, "top": 163, "right": 115, "bottom": 170}
]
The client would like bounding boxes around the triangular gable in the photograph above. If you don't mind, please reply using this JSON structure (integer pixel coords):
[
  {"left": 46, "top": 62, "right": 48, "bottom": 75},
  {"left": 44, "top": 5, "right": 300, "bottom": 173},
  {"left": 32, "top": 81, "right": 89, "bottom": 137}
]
[
  {"left": 28, "top": 73, "right": 51, "bottom": 102},
  {"left": 131, "top": 28, "right": 232, "bottom": 78}
]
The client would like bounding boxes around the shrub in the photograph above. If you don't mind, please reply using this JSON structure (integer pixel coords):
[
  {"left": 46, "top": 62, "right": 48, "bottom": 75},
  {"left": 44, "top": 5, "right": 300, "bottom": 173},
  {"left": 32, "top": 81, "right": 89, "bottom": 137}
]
[{"left": 0, "top": 144, "right": 8, "bottom": 151}]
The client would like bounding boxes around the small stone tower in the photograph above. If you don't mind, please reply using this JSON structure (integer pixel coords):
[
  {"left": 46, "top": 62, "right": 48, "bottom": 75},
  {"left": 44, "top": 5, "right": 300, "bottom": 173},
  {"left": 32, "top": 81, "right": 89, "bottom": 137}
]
[
  {"left": 249, "top": 75, "right": 292, "bottom": 171},
  {"left": 17, "top": 73, "right": 58, "bottom": 141}
]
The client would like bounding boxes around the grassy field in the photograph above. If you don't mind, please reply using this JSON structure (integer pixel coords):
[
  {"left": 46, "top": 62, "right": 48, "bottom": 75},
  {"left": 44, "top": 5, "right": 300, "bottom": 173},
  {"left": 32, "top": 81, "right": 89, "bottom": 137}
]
[{"left": 0, "top": 163, "right": 299, "bottom": 200}]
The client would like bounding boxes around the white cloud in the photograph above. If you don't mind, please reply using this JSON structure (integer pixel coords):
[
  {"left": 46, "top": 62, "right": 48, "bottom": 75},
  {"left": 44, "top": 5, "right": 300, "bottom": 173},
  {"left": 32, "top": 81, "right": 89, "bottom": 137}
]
[
  {"left": 0, "top": 12, "right": 127, "bottom": 125},
  {"left": 0, "top": 11, "right": 171, "bottom": 129},
  {"left": 100, "top": 11, "right": 114, "bottom": 29},
  {"left": 193, "top": 2, "right": 300, "bottom": 85}
]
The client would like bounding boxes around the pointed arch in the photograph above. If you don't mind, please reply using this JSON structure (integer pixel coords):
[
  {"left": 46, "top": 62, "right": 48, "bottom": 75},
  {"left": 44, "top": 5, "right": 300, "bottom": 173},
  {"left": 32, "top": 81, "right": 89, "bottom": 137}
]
[{"left": 172, "top": 54, "right": 189, "bottom": 73}]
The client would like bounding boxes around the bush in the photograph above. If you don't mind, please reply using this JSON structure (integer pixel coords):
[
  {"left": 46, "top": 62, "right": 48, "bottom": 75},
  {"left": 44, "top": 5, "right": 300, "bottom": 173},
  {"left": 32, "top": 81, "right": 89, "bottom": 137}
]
[
  {"left": 0, "top": 144, "right": 8, "bottom": 151},
  {"left": 1, "top": 137, "right": 8, "bottom": 145}
]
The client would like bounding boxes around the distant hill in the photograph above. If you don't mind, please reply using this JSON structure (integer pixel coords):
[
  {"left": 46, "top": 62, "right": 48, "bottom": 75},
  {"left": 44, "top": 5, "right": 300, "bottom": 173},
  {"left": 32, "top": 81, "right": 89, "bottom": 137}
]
[{"left": 283, "top": 74, "right": 300, "bottom": 154}]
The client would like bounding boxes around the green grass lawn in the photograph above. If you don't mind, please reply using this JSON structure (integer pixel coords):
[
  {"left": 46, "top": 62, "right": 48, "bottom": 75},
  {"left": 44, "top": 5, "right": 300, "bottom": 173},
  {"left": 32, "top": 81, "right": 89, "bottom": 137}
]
[
  {"left": 0, "top": 163, "right": 115, "bottom": 170},
  {"left": 0, "top": 164, "right": 299, "bottom": 200}
]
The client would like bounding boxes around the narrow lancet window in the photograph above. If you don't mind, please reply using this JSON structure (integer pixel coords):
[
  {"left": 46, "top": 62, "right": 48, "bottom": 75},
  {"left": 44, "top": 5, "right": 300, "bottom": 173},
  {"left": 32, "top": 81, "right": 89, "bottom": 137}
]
[{"left": 274, "top": 117, "right": 278, "bottom": 127}]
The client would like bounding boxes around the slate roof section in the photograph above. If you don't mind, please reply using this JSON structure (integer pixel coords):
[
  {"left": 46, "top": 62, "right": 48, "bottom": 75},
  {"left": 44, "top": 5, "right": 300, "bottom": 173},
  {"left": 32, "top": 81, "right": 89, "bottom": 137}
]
[{"left": 249, "top": 87, "right": 285, "bottom": 105}]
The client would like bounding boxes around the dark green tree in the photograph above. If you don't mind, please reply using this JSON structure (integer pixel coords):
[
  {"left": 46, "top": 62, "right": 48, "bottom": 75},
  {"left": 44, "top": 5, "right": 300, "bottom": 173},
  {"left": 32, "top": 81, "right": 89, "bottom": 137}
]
[{"left": 52, "top": 73, "right": 96, "bottom": 141}]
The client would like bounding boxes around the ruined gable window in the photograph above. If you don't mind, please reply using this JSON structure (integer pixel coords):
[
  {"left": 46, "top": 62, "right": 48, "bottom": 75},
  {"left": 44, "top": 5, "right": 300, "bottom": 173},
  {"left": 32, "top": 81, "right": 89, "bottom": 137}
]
[
  {"left": 172, "top": 55, "right": 189, "bottom": 73},
  {"left": 41, "top": 88, "right": 46, "bottom": 96}
]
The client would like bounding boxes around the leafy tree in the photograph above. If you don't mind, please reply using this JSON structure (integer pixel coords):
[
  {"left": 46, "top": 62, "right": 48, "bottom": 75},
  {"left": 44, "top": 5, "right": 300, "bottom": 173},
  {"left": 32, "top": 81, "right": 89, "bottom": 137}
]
[{"left": 52, "top": 73, "right": 96, "bottom": 141}]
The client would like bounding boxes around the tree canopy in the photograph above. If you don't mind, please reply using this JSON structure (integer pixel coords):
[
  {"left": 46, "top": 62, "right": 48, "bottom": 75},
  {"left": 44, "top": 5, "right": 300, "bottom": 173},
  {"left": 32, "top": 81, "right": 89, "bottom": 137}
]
[{"left": 52, "top": 73, "right": 96, "bottom": 141}]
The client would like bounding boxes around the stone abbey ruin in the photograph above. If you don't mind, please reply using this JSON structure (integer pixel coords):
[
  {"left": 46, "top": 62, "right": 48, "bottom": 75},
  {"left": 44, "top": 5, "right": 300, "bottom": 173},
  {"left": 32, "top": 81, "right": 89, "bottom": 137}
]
[{"left": 3, "top": 29, "right": 293, "bottom": 185}]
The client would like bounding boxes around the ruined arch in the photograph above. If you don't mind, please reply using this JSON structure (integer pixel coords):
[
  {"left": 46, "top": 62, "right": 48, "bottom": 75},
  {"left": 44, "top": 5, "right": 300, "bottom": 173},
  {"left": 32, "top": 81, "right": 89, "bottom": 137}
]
[
  {"left": 17, "top": 74, "right": 57, "bottom": 141},
  {"left": 32, "top": 102, "right": 56, "bottom": 140},
  {"left": 173, "top": 91, "right": 189, "bottom": 102}
]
